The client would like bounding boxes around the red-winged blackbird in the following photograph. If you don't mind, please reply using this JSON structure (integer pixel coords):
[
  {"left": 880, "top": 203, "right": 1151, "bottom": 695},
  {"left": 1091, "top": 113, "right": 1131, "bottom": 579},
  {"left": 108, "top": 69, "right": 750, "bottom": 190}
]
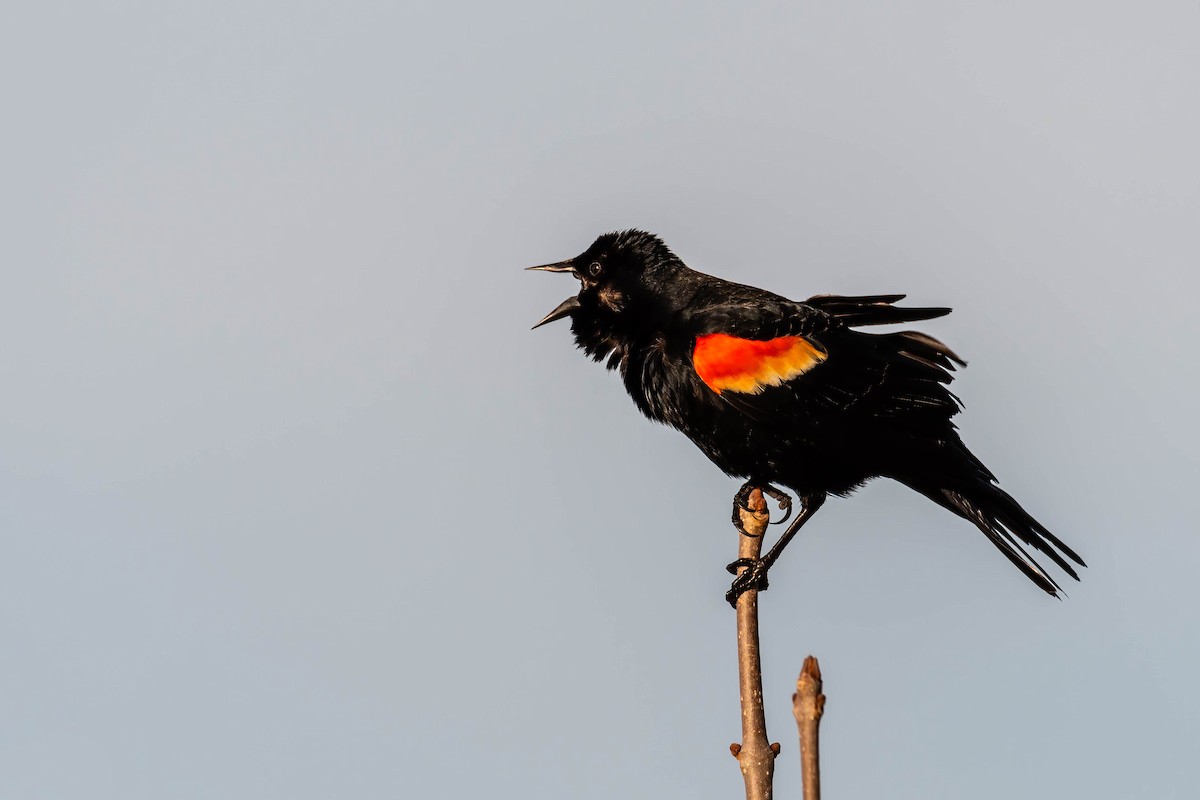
[{"left": 530, "top": 229, "right": 1084, "bottom": 606}]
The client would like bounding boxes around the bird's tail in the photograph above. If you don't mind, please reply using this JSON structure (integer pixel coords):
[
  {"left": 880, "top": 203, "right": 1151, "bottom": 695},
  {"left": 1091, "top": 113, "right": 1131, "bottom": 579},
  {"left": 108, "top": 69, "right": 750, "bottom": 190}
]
[
  {"left": 907, "top": 477, "right": 1086, "bottom": 596},
  {"left": 809, "top": 293, "right": 1086, "bottom": 595}
]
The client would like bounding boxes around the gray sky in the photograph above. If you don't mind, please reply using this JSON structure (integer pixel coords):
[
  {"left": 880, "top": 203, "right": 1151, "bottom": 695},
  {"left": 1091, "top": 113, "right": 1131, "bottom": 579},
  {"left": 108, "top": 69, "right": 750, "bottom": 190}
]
[{"left": 3, "top": 2, "right": 1198, "bottom": 798}]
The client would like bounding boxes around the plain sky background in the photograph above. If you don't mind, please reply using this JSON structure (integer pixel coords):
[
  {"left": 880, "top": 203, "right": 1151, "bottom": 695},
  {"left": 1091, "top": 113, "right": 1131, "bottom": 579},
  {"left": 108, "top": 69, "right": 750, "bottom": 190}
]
[{"left": 3, "top": 2, "right": 1198, "bottom": 798}]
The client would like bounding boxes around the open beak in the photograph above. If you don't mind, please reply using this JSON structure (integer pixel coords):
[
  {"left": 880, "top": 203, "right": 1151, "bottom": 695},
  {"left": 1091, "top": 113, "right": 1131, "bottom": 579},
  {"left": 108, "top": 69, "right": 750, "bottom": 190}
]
[
  {"left": 531, "top": 296, "right": 580, "bottom": 329},
  {"left": 527, "top": 260, "right": 580, "bottom": 329}
]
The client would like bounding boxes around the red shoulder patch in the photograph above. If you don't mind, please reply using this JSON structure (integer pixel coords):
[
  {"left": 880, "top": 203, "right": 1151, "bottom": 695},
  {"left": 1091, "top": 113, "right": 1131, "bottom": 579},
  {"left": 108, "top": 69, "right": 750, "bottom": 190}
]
[{"left": 693, "top": 333, "right": 827, "bottom": 395}]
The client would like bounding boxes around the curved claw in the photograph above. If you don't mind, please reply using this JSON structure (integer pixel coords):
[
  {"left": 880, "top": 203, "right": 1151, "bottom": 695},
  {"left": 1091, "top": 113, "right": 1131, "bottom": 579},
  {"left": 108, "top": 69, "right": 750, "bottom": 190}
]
[
  {"left": 762, "top": 486, "right": 794, "bottom": 526},
  {"left": 726, "top": 557, "right": 755, "bottom": 575}
]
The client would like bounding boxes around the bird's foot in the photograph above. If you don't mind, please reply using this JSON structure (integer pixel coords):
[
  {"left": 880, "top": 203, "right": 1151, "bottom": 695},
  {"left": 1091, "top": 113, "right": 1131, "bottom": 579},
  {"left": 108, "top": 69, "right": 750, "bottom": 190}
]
[
  {"left": 731, "top": 483, "right": 761, "bottom": 536},
  {"left": 725, "top": 557, "right": 771, "bottom": 607},
  {"left": 731, "top": 480, "right": 794, "bottom": 535}
]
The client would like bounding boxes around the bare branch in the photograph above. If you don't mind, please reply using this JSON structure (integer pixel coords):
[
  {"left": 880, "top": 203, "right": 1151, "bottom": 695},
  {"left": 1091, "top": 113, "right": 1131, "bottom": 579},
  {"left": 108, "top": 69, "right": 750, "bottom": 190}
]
[
  {"left": 731, "top": 488, "right": 776, "bottom": 800},
  {"left": 793, "top": 656, "right": 825, "bottom": 800}
]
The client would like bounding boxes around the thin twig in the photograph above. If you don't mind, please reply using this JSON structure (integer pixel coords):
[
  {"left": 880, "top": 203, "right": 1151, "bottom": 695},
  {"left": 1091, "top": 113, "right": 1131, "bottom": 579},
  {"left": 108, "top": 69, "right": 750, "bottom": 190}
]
[
  {"left": 793, "top": 656, "right": 825, "bottom": 800},
  {"left": 730, "top": 488, "right": 777, "bottom": 800}
]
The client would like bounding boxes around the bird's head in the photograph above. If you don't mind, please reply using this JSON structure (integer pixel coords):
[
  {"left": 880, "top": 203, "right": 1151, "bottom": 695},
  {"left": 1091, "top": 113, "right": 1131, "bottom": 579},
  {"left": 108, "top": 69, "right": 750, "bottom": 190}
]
[{"left": 527, "top": 229, "right": 687, "bottom": 363}]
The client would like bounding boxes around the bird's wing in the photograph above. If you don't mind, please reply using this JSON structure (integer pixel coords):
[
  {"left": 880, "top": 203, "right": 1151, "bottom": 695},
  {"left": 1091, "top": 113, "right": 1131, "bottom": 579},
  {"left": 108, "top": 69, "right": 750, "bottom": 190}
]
[
  {"left": 688, "top": 298, "right": 833, "bottom": 396},
  {"left": 688, "top": 294, "right": 964, "bottom": 425}
]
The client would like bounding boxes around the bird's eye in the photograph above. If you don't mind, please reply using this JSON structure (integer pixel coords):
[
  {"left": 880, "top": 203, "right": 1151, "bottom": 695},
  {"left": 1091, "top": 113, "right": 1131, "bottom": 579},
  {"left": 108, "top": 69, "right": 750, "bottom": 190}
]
[{"left": 587, "top": 261, "right": 603, "bottom": 278}]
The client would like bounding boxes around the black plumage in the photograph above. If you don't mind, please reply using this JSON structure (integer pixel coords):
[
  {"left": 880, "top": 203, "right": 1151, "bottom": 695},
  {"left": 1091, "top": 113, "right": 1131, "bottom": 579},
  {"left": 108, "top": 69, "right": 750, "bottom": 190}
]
[{"left": 530, "top": 229, "right": 1084, "bottom": 605}]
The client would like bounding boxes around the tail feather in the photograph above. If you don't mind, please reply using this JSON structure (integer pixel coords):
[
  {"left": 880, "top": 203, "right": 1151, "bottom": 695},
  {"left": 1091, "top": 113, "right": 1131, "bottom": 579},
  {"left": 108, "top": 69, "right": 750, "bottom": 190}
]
[{"left": 914, "top": 481, "right": 1085, "bottom": 596}]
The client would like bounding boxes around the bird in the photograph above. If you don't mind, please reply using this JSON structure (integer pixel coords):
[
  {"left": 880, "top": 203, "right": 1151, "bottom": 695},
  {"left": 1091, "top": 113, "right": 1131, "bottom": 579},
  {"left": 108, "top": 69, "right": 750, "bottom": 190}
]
[{"left": 528, "top": 229, "right": 1084, "bottom": 606}]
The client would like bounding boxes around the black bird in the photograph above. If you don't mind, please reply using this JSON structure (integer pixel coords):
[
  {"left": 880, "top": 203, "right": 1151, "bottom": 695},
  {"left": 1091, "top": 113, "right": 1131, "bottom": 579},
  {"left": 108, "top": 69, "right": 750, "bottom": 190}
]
[{"left": 529, "top": 229, "right": 1084, "bottom": 606}]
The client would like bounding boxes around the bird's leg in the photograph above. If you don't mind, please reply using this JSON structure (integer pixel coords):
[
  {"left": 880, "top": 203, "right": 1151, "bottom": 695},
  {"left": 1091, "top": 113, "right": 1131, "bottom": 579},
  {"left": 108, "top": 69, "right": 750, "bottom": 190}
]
[
  {"left": 726, "top": 492, "right": 827, "bottom": 607},
  {"left": 731, "top": 480, "right": 794, "bottom": 536}
]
